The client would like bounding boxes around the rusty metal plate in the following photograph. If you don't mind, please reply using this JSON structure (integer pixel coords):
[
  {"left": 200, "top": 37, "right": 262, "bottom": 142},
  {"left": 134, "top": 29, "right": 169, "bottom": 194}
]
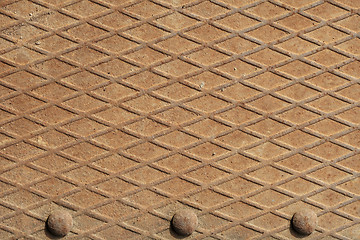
[{"left": 0, "top": 0, "right": 359, "bottom": 239}]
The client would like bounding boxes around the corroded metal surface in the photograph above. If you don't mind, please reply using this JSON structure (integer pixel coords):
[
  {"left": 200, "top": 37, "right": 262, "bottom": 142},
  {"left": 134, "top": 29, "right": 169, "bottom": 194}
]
[{"left": 0, "top": 0, "right": 359, "bottom": 239}]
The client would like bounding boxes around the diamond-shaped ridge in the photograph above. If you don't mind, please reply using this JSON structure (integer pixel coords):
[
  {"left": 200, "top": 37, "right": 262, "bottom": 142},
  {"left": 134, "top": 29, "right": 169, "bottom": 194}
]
[
  {"left": 124, "top": 118, "right": 167, "bottom": 137},
  {"left": 247, "top": 166, "right": 290, "bottom": 183},
  {"left": 305, "top": 26, "right": 348, "bottom": 44},
  {"left": 1, "top": 47, "right": 43, "bottom": 65},
  {"left": 155, "top": 154, "right": 199, "bottom": 172},
  {"left": 62, "top": 71, "right": 108, "bottom": 90},
  {"left": 123, "top": 95, "right": 168, "bottom": 113},
  {"left": 31, "top": 106, "right": 75, "bottom": 125},
  {"left": 305, "top": 2, "right": 347, "bottom": 20},
  {"left": 3, "top": 23, "right": 46, "bottom": 42},
  {"left": 246, "top": 25, "right": 288, "bottom": 43},
  {"left": 338, "top": 155, "right": 360, "bottom": 172},
  {"left": 216, "top": 59, "right": 260, "bottom": 78},
  {"left": 1, "top": 165, "right": 45, "bottom": 185},
  {"left": 125, "top": 47, "right": 169, "bottom": 66},
  {"left": 277, "top": 84, "right": 319, "bottom": 101},
  {"left": 93, "top": 83, "right": 138, "bottom": 101},
  {"left": 124, "top": 23, "right": 168, "bottom": 42},
  {"left": 187, "top": 142, "right": 229, "bottom": 160},
  {"left": 96, "top": 225, "right": 140, "bottom": 240},
  {"left": 248, "top": 213, "right": 288, "bottom": 231},
  {"left": 276, "top": 14, "right": 317, "bottom": 31},
  {"left": 185, "top": 71, "right": 229, "bottom": 90},
  {"left": 277, "top": 60, "right": 318, "bottom": 78},
  {"left": 217, "top": 201, "right": 261, "bottom": 220},
  {"left": 306, "top": 142, "right": 351, "bottom": 161},
  {"left": 216, "top": 177, "right": 261, "bottom": 196},
  {"left": 155, "top": 35, "right": 199, "bottom": 54},
  {"left": 309, "top": 189, "right": 350, "bottom": 207},
  {"left": 248, "top": 190, "right": 291, "bottom": 207},
  {"left": 94, "top": 107, "right": 138, "bottom": 125},
  {"left": 216, "top": 106, "right": 260, "bottom": 125},
  {"left": 307, "top": 72, "right": 348, "bottom": 90},
  {"left": 276, "top": 37, "right": 318, "bottom": 55},
  {"left": 338, "top": 61, "right": 360, "bottom": 78},
  {"left": 337, "top": 130, "right": 360, "bottom": 148},
  {"left": 337, "top": 84, "right": 360, "bottom": 101},
  {"left": 306, "top": 119, "right": 349, "bottom": 136},
  {"left": 125, "top": 1, "right": 168, "bottom": 18},
  {"left": 0, "top": 142, "right": 45, "bottom": 161},
  {"left": 94, "top": 130, "right": 138, "bottom": 149},
  {"left": 31, "top": 178, "right": 76, "bottom": 196},
  {"left": 307, "top": 95, "right": 349, "bottom": 113},
  {"left": 31, "top": 59, "right": 76, "bottom": 77},
  {"left": 155, "top": 12, "right": 198, "bottom": 30},
  {"left": 155, "top": 60, "right": 199, "bottom": 77},
  {"left": 1, "top": 118, "right": 43, "bottom": 137},
  {"left": 95, "top": 12, "right": 138, "bottom": 30},
  {"left": 184, "top": 48, "right": 228, "bottom": 66},
  {"left": 186, "top": 1, "right": 228, "bottom": 19},
  {"left": 217, "top": 154, "right": 259, "bottom": 172},
  {"left": 29, "top": 130, "right": 75, "bottom": 149},
  {"left": 185, "top": 165, "right": 230, "bottom": 184},
  {"left": 338, "top": 178, "right": 360, "bottom": 195},
  {"left": 93, "top": 154, "right": 136, "bottom": 173},
  {"left": 279, "top": 178, "right": 320, "bottom": 195},
  {"left": 32, "top": 82, "right": 74, "bottom": 101},
  {"left": 216, "top": 13, "right": 259, "bottom": 31},
  {"left": 93, "top": 59, "right": 139, "bottom": 77},
  {"left": 2, "top": 213, "right": 42, "bottom": 234},
  {"left": 126, "top": 142, "right": 168, "bottom": 161},
  {"left": 154, "top": 83, "right": 198, "bottom": 101},
  {"left": 186, "top": 95, "right": 230, "bottom": 113},
  {"left": 246, "top": 119, "right": 289, "bottom": 137},
  {"left": 124, "top": 190, "right": 167, "bottom": 207},
  {"left": 216, "top": 131, "right": 259, "bottom": 148},
  {"left": 93, "top": 178, "right": 137, "bottom": 196},
  {"left": 306, "top": 49, "right": 348, "bottom": 67},
  {"left": 65, "top": 23, "right": 107, "bottom": 41},
  {"left": 155, "top": 107, "right": 199, "bottom": 125},
  {"left": 63, "top": 47, "right": 107, "bottom": 65},
  {"left": 246, "top": 72, "right": 289, "bottom": 90},
  {"left": 2, "top": 71, "right": 44, "bottom": 90},
  {"left": 317, "top": 213, "right": 352, "bottom": 230},
  {"left": 246, "top": 48, "right": 290, "bottom": 66},
  {"left": 186, "top": 24, "right": 229, "bottom": 42},
  {"left": 185, "top": 119, "right": 230, "bottom": 137},
  {"left": 248, "top": 95, "right": 290, "bottom": 113},
  {"left": 64, "top": 0, "right": 107, "bottom": 17},
  {"left": 95, "top": 35, "right": 138, "bottom": 54},
  {"left": 33, "top": 35, "right": 76, "bottom": 53},
  {"left": 335, "top": 15, "right": 360, "bottom": 33},
  {"left": 216, "top": 37, "right": 258, "bottom": 55},
  {"left": 64, "top": 190, "right": 106, "bottom": 209},
  {"left": 218, "top": 83, "right": 259, "bottom": 101},
  {"left": 64, "top": 94, "right": 107, "bottom": 113},
  {"left": 61, "top": 142, "right": 107, "bottom": 162},
  {"left": 247, "top": 2, "right": 289, "bottom": 19},
  {"left": 155, "top": 177, "right": 198, "bottom": 196},
  {"left": 2, "top": 94, "right": 44, "bottom": 113},
  {"left": 185, "top": 189, "right": 230, "bottom": 208},
  {"left": 156, "top": 131, "right": 198, "bottom": 148},
  {"left": 277, "top": 107, "right": 319, "bottom": 124},
  {"left": 276, "top": 130, "right": 319, "bottom": 148},
  {"left": 62, "top": 118, "right": 107, "bottom": 136}
]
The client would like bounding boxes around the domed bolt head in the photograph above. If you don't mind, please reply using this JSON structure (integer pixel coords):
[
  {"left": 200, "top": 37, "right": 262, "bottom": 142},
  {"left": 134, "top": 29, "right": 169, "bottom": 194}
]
[
  {"left": 292, "top": 209, "right": 317, "bottom": 235},
  {"left": 46, "top": 211, "right": 73, "bottom": 237},
  {"left": 171, "top": 209, "right": 198, "bottom": 236}
]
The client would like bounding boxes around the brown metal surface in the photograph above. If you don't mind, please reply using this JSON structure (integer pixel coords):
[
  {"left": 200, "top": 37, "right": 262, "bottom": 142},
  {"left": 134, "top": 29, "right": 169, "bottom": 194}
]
[{"left": 0, "top": 0, "right": 359, "bottom": 239}]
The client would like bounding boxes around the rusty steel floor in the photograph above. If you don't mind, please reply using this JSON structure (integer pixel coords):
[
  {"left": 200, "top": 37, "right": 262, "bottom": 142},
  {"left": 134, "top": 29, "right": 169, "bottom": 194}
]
[{"left": 0, "top": 0, "right": 359, "bottom": 239}]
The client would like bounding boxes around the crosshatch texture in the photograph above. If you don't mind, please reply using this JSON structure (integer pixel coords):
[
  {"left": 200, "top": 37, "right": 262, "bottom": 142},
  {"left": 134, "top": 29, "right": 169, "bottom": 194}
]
[{"left": 0, "top": 0, "right": 359, "bottom": 239}]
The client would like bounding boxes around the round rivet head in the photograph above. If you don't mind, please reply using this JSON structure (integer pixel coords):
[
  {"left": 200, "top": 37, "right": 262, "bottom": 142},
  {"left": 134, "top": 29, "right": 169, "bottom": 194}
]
[
  {"left": 46, "top": 211, "right": 73, "bottom": 237},
  {"left": 171, "top": 209, "right": 198, "bottom": 236},
  {"left": 292, "top": 209, "right": 317, "bottom": 235}
]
